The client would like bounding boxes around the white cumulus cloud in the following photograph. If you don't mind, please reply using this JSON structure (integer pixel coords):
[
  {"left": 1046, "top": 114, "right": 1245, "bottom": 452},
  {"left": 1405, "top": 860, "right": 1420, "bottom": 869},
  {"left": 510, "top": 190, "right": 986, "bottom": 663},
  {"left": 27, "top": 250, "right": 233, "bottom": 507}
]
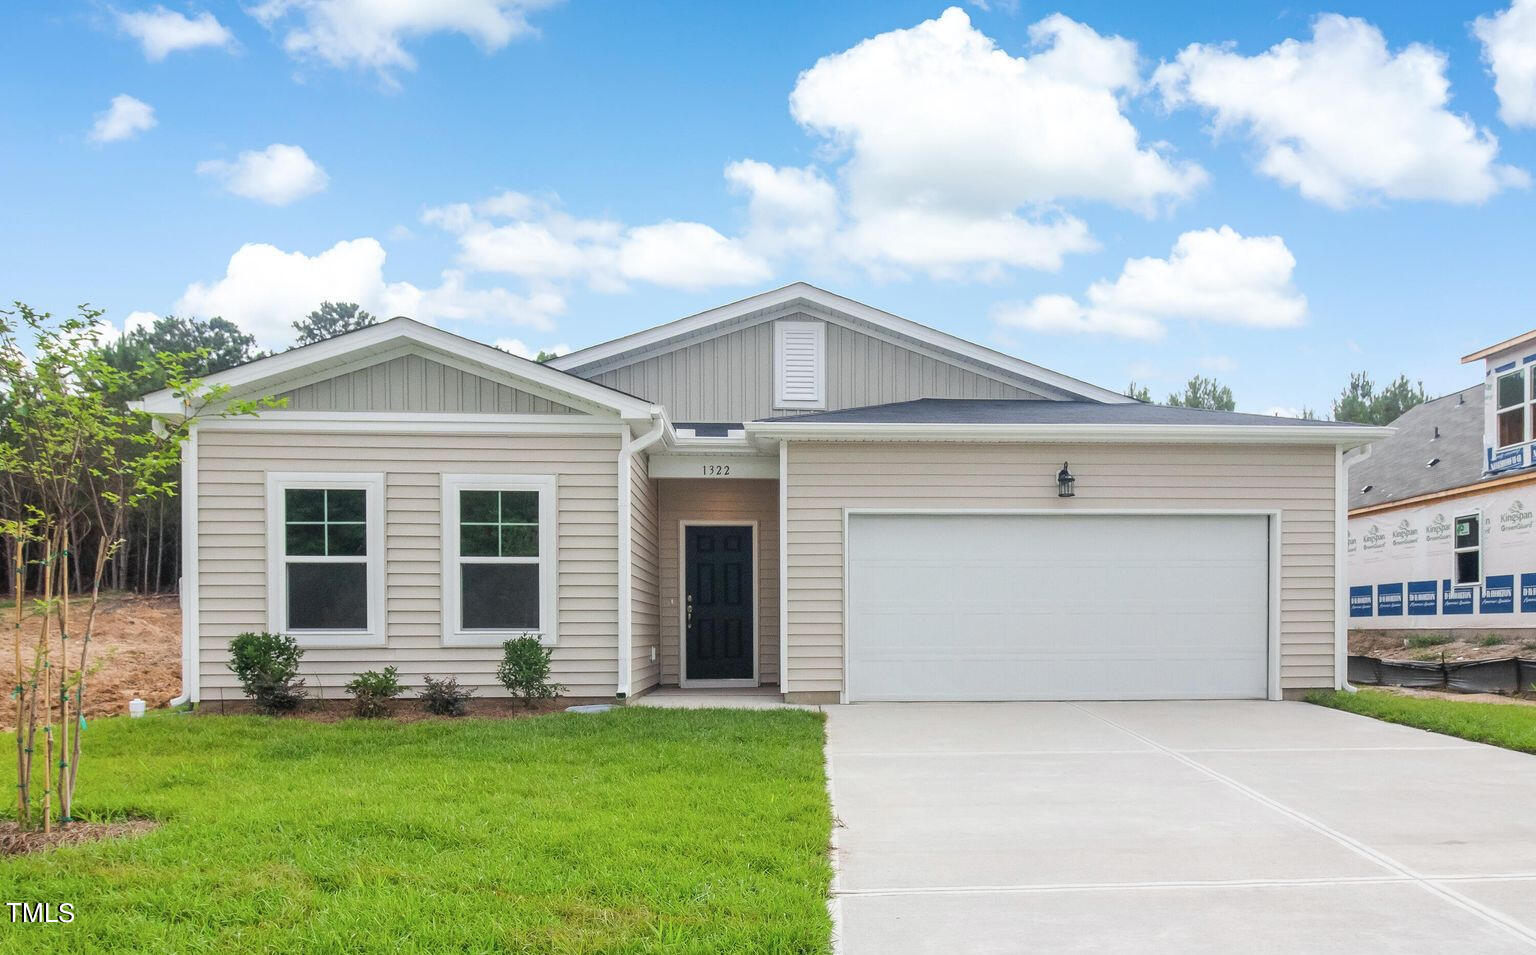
[
  {"left": 992, "top": 226, "right": 1307, "bottom": 340},
  {"left": 88, "top": 94, "right": 156, "bottom": 143},
  {"left": 196, "top": 144, "right": 329, "bottom": 205},
  {"left": 116, "top": 6, "right": 233, "bottom": 60},
  {"left": 1155, "top": 14, "right": 1527, "bottom": 207},
  {"left": 724, "top": 159, "right": 840, "bottom": 257},
  {"left": 174, "top": 238, "right": 561, "bottom": 347},
  {"left": 616, "top": 221, "right": 772, "bottom": 290},
  {"left": 1475, "top": 0, "right": 1536, "bottom": 128},
  {"left": 423, "top": 191, "right": 770, "bottom": 293},
  {"left": 780, "top": 7, "right": 1204, "bottom": 277},
  {"left": 123, "top": 310, "right": 160, "bottom": 334},
  {"left": 248, "top": 0, "right": 558, "bottom": 84}
]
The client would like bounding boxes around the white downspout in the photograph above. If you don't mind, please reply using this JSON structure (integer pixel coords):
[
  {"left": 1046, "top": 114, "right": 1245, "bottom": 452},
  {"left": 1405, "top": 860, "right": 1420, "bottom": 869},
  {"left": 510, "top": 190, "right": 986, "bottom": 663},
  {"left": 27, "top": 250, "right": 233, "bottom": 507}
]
[
  {"left": 169, "top": 422, "right": 199, "bottom": 707},
  {"left": 779, "top": 440, "right": 790, "bottom": 697},
  {"left": 1336, "top": 444, "right": 1372, "bottom": 694},
  {"left": 615, "top": 412, "right": 666, "bottom": 699}
]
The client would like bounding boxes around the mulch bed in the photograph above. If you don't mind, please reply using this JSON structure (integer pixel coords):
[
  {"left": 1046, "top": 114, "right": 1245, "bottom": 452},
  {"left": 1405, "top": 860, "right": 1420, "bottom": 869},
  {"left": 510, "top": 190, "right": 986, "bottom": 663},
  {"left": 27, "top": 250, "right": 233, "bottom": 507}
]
[
  {"left": 196, "top": 696, "right": 611, "bottom": 722},
  {"left": 0, "top": 819, "right": 157, "bottom": 857}
]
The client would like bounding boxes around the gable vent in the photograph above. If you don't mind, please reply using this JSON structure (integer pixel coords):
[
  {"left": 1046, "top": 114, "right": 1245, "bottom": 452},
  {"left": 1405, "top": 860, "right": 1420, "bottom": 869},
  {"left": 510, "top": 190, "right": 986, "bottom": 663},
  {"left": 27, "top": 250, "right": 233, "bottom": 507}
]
[{"left": 774, "top": 320, "right": 826, "bottom": 409}]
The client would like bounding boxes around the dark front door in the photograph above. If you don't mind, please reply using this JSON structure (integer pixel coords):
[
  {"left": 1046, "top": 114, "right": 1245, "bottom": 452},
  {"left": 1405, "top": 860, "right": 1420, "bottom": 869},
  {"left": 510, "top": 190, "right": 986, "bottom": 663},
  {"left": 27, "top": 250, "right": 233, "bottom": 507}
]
[{"left": 685, "top": 524, "right": 754, "bottom": 681}]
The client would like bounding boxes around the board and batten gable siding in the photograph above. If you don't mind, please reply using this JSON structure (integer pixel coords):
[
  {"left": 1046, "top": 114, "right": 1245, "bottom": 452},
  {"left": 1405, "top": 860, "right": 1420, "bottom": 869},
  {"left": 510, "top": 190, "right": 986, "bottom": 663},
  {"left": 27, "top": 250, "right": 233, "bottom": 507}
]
[
  {"left": 274, "top": 354, "right": 584, "bottom": 415},
  {"left": 196, "top": 427, "right": 621, "bottom": 698},
  {"left": 629, "top": 452, "right": 661, "bottom": 694},
  {"left": 783, "top": 442, "right": 1340, "bottom": 698},
  {"left": 657, "top": 478, "right": 780, "bottom": 685},
  {"left": 588, "top": 318, "right": 1046, "bottom": 423}
]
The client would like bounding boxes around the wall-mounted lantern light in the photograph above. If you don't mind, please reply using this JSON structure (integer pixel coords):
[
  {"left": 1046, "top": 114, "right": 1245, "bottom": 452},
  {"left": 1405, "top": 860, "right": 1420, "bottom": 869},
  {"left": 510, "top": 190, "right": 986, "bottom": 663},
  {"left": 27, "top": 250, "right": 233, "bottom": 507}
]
[{"left": 1057, "top": 462, "right": 1076, "bottom": 498}]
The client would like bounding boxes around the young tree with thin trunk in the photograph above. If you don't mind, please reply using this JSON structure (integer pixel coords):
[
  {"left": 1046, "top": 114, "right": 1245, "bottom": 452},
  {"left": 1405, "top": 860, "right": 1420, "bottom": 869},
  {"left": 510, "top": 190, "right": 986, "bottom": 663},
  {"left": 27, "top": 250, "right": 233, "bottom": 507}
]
[{"left": 2, "top": 303, "right": 278, "bottom": 830}]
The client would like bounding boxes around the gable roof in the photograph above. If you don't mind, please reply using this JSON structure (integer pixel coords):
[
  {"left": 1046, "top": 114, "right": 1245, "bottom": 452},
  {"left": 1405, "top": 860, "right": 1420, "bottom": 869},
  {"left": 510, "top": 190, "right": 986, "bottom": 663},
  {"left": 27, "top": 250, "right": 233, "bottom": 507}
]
[
  {"left": 132, "top": 317, "right": 658, "bottom": 421},
  {"left": 1348, "top": 385, "right": 1485, "bottom": 510},
  {"left": 747, "top": 397, "right": 1391, "bottom": 446},
  {"left": 759, "top": 397, "right": 1359, "bottom": 427},
  {"left": 1463, "top": 330, "right": 1536, "bottom": 364},
  {"left": 549, "top": 282, "right": 1133, "bottom": 404}
]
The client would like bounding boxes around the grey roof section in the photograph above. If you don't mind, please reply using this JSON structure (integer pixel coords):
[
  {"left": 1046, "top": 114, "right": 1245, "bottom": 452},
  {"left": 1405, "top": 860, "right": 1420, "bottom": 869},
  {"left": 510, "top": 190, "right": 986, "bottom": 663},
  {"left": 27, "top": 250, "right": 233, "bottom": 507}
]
[
  {"left": 757, "top": 397, "right": 1369, "bottom": 428},
  {"left": 675, "top": 422, "right": 741, "bottom": 437},
  {"left": 1348, "top": 384, "right": 1485, "bottom": 510}
]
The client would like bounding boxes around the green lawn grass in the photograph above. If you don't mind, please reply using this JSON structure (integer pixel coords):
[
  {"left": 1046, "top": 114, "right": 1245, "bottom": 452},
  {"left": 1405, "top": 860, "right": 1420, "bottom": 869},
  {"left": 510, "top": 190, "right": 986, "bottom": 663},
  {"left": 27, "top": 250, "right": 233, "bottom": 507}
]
[
  {"left": 1308, "top": 689, "right": 1536, "bottom": 754},
  {"left": 2, "top": 708, "right": 833, "bottom": 954}
]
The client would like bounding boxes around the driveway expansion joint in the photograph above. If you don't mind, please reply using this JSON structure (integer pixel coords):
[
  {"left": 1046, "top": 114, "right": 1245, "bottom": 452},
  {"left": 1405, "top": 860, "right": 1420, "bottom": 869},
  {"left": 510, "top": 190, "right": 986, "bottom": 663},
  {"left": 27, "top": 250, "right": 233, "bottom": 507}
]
[{"left": 1068, "top": 702, "right": 1536, "bottom": 949}]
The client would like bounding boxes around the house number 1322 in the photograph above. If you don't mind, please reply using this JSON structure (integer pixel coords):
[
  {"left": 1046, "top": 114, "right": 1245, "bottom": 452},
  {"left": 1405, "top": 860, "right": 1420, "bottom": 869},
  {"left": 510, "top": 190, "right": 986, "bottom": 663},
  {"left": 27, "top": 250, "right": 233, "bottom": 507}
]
[{"left": 701, "top": 464, "right": 731, "bottom": 476}]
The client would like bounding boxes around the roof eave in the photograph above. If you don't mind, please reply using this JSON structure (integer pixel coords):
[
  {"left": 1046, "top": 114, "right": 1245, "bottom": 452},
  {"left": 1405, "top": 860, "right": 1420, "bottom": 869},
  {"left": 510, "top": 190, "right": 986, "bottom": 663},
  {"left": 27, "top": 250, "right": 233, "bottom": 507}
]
[
  {"left": 744, "top": 421, "right": 1395, "bottom": 447},
  {"left": 1463, "top": 329, "right": 1536, "bottom": 364},
  {"left": 131, "top": 316, "right": 658, "bottom": 420}
]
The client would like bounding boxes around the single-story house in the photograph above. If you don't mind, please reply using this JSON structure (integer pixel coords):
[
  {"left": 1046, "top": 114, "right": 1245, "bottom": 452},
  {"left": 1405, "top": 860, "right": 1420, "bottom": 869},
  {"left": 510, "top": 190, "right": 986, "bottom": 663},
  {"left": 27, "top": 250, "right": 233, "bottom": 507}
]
[
  {"left": 137, "top": 283, "right": 1388, "bottom": 704},
  {"left": 1348, "top": 329, "right": 1536, "bottom": 634}
]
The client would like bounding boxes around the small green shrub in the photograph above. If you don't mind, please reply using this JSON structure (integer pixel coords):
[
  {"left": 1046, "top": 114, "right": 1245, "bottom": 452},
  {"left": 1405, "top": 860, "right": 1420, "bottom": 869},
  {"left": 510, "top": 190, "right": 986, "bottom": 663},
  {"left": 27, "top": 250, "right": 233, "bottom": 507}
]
[
  {"left": 345, "top": 666, "right": 403, "bottom": 718},
  {"left": 1406, "top": 633, "right": 1454, "bottom": 649},
  {"left": 420, "top": 674, "right": 475, "bottom": 716},
  {"left": 1479, "top": 634, "right": 1506, "bottom": 647},
  {"left": 497, "top": 636, "right": 566, "bottom": 707},
  {"left": 228, "top": 632, "right": 306, "bottom": 714}
]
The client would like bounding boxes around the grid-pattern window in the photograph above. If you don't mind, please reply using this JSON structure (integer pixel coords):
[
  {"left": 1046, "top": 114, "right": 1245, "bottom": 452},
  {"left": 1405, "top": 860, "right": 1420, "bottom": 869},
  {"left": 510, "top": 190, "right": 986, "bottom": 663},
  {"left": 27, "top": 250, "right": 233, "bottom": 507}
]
[
  {"left": 458, "top": 490, "right": 541, "bottom": 631},
  {"left": 283, "top": 487, "right": 369, "bottom": 631},
  {"left": 1497, "top": 369, "right": 1526, "bottom": 449},
  {"left": 442, "top": 475, "right": 556, "bottom": 645},
  {"left": 1453, "top": 512, "right": 1482, "bottom": 588}
]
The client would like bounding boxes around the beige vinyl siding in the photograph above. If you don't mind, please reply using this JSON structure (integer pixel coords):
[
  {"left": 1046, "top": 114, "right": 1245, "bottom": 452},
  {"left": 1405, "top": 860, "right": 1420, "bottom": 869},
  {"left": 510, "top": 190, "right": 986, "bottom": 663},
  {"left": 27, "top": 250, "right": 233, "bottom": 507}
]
[
  {"left": 275, "top": 354, "right": 583, "bottom": 414},
  {"left": 196, "top": 428, "right": 621, "bottom": 699},
  {"left": 784, "top": 442, "right": 1339, "bottom": 696},
  {"left": 629, "top": 452, "right": 661, "bottom": 694},
  {"left": 657, "top": 478, "right": 780, "bottom": 685},
  {"left": 590, "top": 318, "right": 1045, "bottom": 423}
]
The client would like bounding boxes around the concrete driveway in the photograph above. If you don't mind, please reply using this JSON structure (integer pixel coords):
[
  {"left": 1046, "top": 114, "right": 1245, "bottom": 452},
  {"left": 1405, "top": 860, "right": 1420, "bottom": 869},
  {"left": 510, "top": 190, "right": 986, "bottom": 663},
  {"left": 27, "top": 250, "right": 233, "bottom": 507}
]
[{"left": 825, "top": 701, "right": 1536, "bottom": 953}]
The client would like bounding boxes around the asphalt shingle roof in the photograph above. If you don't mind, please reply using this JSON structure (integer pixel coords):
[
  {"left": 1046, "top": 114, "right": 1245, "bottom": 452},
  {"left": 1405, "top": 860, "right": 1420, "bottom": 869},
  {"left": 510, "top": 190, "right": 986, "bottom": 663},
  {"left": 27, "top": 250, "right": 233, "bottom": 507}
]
[
  {"left": 1348, "top": 384, "right": 1485, "bottom": 510},
  {"left": 756, "top": 397, "right": 1365, "bottom": 428}
]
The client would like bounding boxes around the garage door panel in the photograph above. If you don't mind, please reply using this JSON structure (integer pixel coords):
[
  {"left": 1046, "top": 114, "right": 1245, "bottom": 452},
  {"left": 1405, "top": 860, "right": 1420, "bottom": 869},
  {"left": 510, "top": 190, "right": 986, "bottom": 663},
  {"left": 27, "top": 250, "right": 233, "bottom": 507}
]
[{"left": 847, "top": 514, "right": 1269, "bottom": 701}]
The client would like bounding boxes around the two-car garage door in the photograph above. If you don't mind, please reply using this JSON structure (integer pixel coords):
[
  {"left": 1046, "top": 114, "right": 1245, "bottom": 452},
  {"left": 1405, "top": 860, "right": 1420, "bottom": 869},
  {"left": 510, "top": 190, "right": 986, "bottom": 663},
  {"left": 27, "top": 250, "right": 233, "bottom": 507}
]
[{"left": 846, "top": 513, "right": 1271, "bottom": 701}]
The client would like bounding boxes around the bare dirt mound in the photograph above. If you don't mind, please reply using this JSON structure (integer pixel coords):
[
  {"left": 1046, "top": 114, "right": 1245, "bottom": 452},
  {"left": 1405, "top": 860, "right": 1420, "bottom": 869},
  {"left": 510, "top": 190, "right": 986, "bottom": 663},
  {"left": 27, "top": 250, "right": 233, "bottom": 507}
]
[
  {"left": 1350, "top": 630, "right": 1536, "bottom": 664},
  {"left": 3, "top": 593, "right": 180, "bottom": 731}
]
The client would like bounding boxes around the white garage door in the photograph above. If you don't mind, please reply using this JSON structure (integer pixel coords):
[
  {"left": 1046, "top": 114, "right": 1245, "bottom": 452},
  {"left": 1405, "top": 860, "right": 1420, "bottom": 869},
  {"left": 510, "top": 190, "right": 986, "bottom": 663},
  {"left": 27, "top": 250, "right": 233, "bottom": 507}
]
[{"left": 846, "top": 513, "right": 1270, "bottom": 701}]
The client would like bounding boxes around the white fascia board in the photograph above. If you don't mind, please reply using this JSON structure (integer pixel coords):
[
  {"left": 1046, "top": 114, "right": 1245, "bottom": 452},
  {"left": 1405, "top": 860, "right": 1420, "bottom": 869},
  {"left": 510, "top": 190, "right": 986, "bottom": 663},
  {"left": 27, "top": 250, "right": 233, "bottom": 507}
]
[
  {"left": 194, "top": 412, "right": 630, "bottom": 435},
  {"left": 133, "top": 316, "right": 657, "bottom": 420},
  {"left": 549, "top": 283, "right": 1131, "bottom": 404},
  {"left": 744, "top": 421, "right": 1395, "bottom": 447},
  {"left": 668, "top": 433, "right": 755, "bottom": 451}
]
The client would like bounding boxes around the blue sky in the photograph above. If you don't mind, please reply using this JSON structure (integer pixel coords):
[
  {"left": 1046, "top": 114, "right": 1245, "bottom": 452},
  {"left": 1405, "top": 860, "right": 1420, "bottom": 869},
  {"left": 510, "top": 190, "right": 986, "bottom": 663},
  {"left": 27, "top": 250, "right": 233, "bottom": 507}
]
[{"left": 4, "top": 0, "right": 1536, "bottom": 414}]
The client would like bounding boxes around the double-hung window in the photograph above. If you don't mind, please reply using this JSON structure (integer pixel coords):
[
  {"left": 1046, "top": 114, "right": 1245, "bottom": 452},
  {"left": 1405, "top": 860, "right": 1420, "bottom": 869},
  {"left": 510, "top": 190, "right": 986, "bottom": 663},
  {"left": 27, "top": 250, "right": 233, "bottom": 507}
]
[
  {"left": 1496, "top": 368, "right": 1528, "bottom": 449},
  {"left": 267, "top": 473, "right": 385, "bottom": 646},
  {"left": 1452, "top": 511, "right": 1482, "bottom": 588},
  {"left": 442, "top": 474, "right": 557, "bottom": 646}
]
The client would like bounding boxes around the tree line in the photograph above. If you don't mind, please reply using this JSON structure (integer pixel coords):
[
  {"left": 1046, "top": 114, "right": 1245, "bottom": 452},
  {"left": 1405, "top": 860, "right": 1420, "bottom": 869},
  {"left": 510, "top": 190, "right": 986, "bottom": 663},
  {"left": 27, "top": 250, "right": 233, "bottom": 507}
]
[
  {"left": 0, "top": 302, "right": 379, "bottom": 599},
  {"left": 1126, "top": 372, "right": 1428, "bottom": 426}
]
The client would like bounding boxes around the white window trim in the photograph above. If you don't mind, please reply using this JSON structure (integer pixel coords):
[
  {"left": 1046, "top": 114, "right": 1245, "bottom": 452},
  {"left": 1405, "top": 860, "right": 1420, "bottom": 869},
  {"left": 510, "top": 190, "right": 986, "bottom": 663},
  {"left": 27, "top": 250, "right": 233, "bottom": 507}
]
[
  {"left": 441, "top": 473, "right": 558, "bottom": 647},
  {"left": 773, "top": 319, "right": 826, "bottom": 410},
  {"left": 1494, "top": 367, "right": 1528, "bottom": 451},
  {"left": 1451, "top": 509, "right": 1484, "bottom": 589},
  {"left": 266, "top": 472, "right": 387, "bottom": 648}
]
